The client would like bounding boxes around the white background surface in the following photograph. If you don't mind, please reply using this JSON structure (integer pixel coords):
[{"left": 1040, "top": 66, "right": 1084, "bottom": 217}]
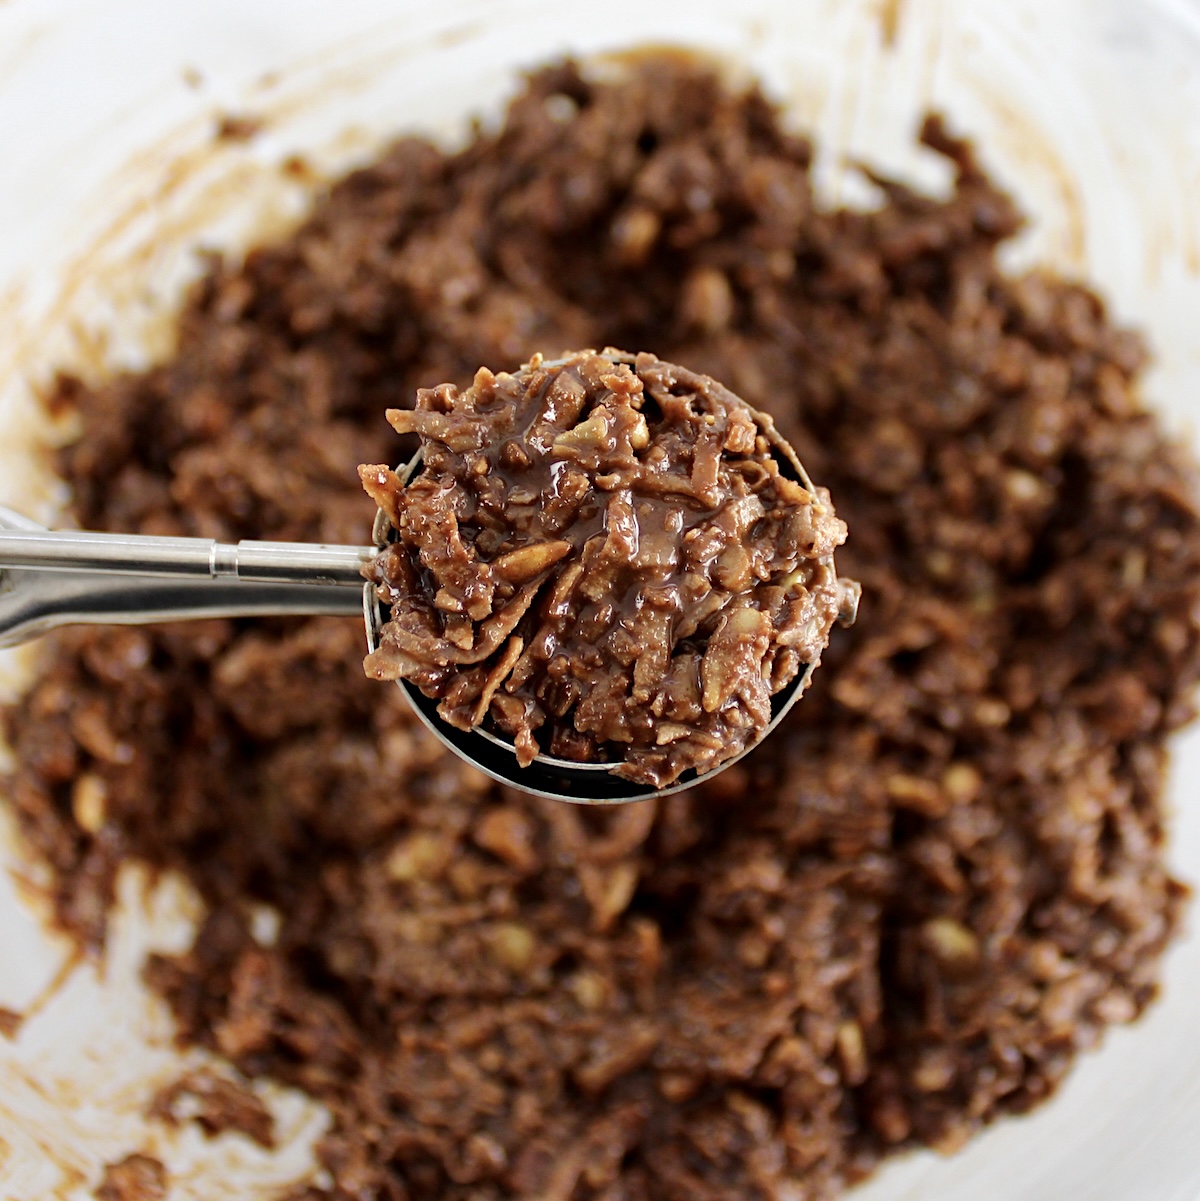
[{"left": 1, "top": 0, "right": 1199, "bottom": 1197}]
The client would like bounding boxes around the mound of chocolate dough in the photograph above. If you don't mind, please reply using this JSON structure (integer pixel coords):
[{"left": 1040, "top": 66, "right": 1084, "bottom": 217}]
[{"left": 361, "top": 348, "right": 855, "bottom": 787}]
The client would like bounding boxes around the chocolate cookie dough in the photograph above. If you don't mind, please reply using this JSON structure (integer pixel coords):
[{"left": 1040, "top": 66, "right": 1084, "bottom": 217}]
[
  {"left": 4, "top": 52, "right": 1200, "bottom": 1201},
  {"left": 360, "top": 349, "right": 856, "bottom": 786}
]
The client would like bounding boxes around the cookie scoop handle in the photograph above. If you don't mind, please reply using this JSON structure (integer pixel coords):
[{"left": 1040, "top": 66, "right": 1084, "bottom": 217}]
[{"left": 0, "top": 505, "right": 372, "bottom": 648}]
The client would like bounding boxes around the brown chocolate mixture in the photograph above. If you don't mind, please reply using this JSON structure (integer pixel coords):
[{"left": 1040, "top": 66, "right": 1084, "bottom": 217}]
[
  {"left": 148, "top": 1067, "right": 277, "bottom": 1149},
  {"left": 94, "top": 1154, "right": 168, "bottom": 1201},
  {"left": 0, "top": 1006, "right": 23, "bottom": 1040},
  {"left": 361, "top": 349, "right": 853, "bottom": 785},
  {"left": 4, "top": 55, "right": 1200, "bottom": 1201}
]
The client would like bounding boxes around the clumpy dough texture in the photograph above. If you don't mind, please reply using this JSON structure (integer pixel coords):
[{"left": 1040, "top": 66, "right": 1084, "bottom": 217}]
[
  {"left": 360, "top": 349, "right": 851, "bottom": 786},
  {"left": 4, "top": 54, "right": 1200, "bottom": 1201}
]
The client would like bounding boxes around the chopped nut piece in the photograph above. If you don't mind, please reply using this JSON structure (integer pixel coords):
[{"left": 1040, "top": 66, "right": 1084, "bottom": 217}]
[
  {"left": 921, "top": 918, "right": 982, "bottom": 971},
  {"left": 680, "top": 266, "right": 735, "bottom": 333},
  {"left": 941, "top": 762, "right": 983, "bottom": 803},
  {"left": 911, "top": 1049, "right": 957, "bottom": 1093},
  {"left": 71, "top": 772, "right": 108, "bottom": 833},
  {"left": 581, "top": 860, "right": 640, "bottom": 932},
  {"left": 491, "top": 540, "right": 572, "bottom": 584},
  {"left": 473, "top": 807, "right": 538, "bottom": 872},
  {"left": 385, "top": 831, "right": 453, "bottom": 882},
  {"left": 886, "top": 773, "right": 947, "bottom": 817},
  {"left": 569, "top": 969, "right": 608, "bottom": 1011},
  {"left": 488, "top": 921, "right": 536, "bottom": 972},
  {"left": 611, "top": 205, "right": 661, "bottom": 265},
  {"left": 836, "top": 1020, "right": 869, "bottom": 1085}
]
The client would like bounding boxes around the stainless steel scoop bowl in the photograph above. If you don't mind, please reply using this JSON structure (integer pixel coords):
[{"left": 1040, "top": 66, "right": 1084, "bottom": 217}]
[{"left": 362, "top": 352, "right": 838, "bottom": 804}]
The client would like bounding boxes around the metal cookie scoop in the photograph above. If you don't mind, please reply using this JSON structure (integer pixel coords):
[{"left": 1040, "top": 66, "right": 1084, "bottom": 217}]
[
  {"left": 0, "top": 358, "right": 855, "bottom": 806},
  {"left": 367, "top": 350, "right": 864, "bottom": 807}
]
